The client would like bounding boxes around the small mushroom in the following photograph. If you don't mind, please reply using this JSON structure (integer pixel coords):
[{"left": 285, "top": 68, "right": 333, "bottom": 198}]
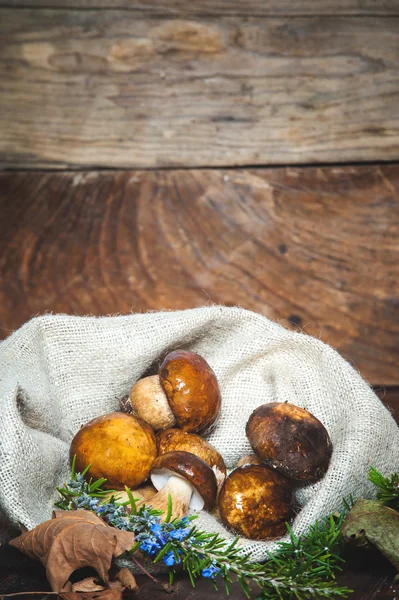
[
  {"left": 149, "top": 451, "right": 217, "bottom": 520},
  {"left": 157, "top": 428, "right": 226, "bottom": 490},
  {"left": 236, "top": 454, "right": 262, "bottom": 468},
  {"left": 218, "top": 465, "right": 294, "bottom": 540},
  {"left": 125, "top": 350, "right": 221, "bottom": 434},
  {"left": 70, "top": 412, "right": 157, "bottom": 490},
  {"left": 246, "top": 402, "right": 332, "bottom": 482}
]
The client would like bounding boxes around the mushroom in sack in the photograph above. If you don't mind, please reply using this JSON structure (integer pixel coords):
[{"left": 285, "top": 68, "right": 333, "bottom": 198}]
[
  {"left": 218, "top": 464, "right": 294, "bottom": 540},
  {"left": 70, "top": 412, "right": 157, "bottom": 489},
  {"left": 123, "top": 350, "right": 221, "bottom": 434},
  {"left": 157, "top": 428, "right": 226, "bottom": 490},
  {"left": 149, "top": 450, "right": 218, "bottom": 520},
  {"left": 246, "top": 402, "right": 332, "bottom": 482}
]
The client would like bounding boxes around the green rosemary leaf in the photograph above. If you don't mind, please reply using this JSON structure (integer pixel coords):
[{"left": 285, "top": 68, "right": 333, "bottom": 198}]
[
  {"left": 89, "top": 478, "right": 108, "bottom": 492},
  {"left": 165, "top": 494, "right": 173, "bottom": 523},
  {"left": 81, "top": 463, "right": 92, "bottom": 477},
  {"left": 368, "top": 466, "right": 399, "bottom": 509},
  {"left": 123, "top": 486, "right": 138, "bottom": 515},
  {"left": 70, "top": 454, "right": 76, "bottom": 480}
]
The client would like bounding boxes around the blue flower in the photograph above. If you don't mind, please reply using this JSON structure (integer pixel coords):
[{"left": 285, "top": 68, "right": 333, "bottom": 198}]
[
  {"left": 169, "top": 527, "right": 190, "bottom": 541},
  {"left": 201, "top": 564, "right": 220, "bottom": 579},
  {"left": 96, "top": 504, "right": 109, "bottom": 515},
  {"left": 149, "top": 523, "right": 168, "bottom": 546},
  {"left": 139, "top": 537, "right": 161, "bottom": 556},
  {"left": 163, "top": 551, "right": 176, "bottom": 567},
  {"left": 130, "top": 513, "right": 160, "bottom": 533},
  {"left": 150, "top": 522, "right": 163, "bottom": 536}
]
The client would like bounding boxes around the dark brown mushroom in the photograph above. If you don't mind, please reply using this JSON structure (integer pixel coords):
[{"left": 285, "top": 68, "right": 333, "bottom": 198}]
[
  {"left": 157, "top": 428, "right": 226, "bottom": 490},
  {"left": 125, "top": 350, "right": 221, "bottom": 434},
  {"left": 246, "top": 402, "right": 332, "bottom": 482},
  {"left": 218, "top": 465, "right": 294, "bottom": 540},
  {"left": 149, "top": 450, "right": 218, "bottom": 519},
  {"left": 70, "top": 412, "right": 157, "bottom": 490}
]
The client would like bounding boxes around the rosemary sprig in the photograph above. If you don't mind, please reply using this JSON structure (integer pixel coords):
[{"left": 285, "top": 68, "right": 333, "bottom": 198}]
[
  {"left": 55, "top": 462, "right": 352, "bottom": 599},
  {"left": 368, "top": 466, "right": 399, "bottom": 510}
]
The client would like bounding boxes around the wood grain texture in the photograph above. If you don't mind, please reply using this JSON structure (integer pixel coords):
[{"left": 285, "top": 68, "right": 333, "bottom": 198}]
[
  {"left": 1, "top": 10, "right": 399, "bottom": 168},
  {"left": 1, "top": 165, "right": 398, "bottom": 384},
  {"left": 1, "top": 0, "right": 399, "bottom": 15}
]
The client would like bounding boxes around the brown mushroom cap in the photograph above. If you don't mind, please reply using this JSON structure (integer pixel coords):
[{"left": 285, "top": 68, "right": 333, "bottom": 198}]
[
  {"left": 246, "top": 402, "right": 332, "bottom": 482},
  {"left": 218, "top": 465, "right": 294, "bottom": 540},
  {"left": 157, "top": 429, "right": 226, "bottom": 489},
  {"left": 70, "top": 412, "right": 157, "bottom": 490},
  {"left": 150, "top": 450, "right": 217, "bottom": 510},
  {"left": 159, "top": 350, "right": 221, "bottom": 434}
]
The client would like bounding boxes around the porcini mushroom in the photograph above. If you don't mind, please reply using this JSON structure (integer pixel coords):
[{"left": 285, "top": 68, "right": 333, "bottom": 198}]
[
  {"left": 218, "top": 465, "right": 294, "bottom": 540},
  {"left": 246, "top": 402, "right": 332, "bottom": 482},
  {"left": 125, "top": 350, "right": 221, "bottom": 434},
  {"left": 157, "top": 428, "right": 226, "bottom": 490},
  {"left": 149, "top": 450, "right": 217, "bottom": 519},
  {"left": 70, "top": 412, "right": 157, "bottom": 490}
]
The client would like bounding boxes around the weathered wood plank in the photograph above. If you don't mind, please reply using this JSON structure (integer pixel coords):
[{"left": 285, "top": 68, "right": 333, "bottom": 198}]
[
  {"left": 1, "top": 0, "right": 399, "bottom": 16},
  {"left": 1, "top": 165, "right": 398, "bottom": 384},
  {"left": 1, "top": 11, "right": 399, "bottom": 168}
]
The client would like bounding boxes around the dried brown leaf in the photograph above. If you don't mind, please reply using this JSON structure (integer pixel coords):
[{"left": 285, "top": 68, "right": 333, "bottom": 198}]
[
  {"left": 9, "top": 510, "right": 135, "bottom": 593},
  {"left": 59, "top": 581, "right": 124, "bottom": 600},
  {"left": 71, "top": 578, "right": 105, "bottom": 593},
  {"left": 115, "top": 568, "right": 138, "bottom": 593}
]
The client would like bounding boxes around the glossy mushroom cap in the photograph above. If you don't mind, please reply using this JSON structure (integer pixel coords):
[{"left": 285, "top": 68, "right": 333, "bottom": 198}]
[
  {"left": 246, "top": 402, "right": 332, "bottom": 482},
  {"left": 157, "top": 429, "right": 226, "bottom": 490},
  {"left": 218, "top": 465, "right": 294, "bottom": 540},
  {"left": 150, "top": 451, "right": 218, "bottom": 511},
  {"left": 159, "top": 350, "right": 221, "bottom": 434},
  {"left": 70, "top": 412, "right": 157, "bottom": 490}
]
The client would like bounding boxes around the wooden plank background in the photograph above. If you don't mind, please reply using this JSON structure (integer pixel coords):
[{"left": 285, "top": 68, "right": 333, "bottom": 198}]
[
  {"left": 1, "top": 165, "right": 398, "bottom": 384},
  {"left": 1, "top": 1, "right": 399, "bottom": 15},
  {"left": 1, "top": 10, "right": 399, "bottom": 168}
]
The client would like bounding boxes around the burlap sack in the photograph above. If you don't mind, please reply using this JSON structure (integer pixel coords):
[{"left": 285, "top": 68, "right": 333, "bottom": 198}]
[{"left": 1, "top": 307, "right": 398, "bottom": 564}]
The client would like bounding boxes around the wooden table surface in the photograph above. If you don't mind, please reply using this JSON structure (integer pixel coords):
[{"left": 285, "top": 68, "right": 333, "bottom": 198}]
[{"left": 1, "top": 1, "right": 399, "bottom": 598}]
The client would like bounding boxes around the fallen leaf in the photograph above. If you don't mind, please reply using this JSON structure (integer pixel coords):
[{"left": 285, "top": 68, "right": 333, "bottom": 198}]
[
  {"left": 9, "top": 510, "right": 135, "bottom": 592},
  {"left": 342, "top": 499, "right": 399, "bottom": 575},
  {"left": 59, "top": 581, "right": 124, "bottom": 600},
  {"left": 115, "top": 568, "right": 138, "bottom": 593},
  {"left": 71, "top": 578, "right": 105, "bottom": 593}
]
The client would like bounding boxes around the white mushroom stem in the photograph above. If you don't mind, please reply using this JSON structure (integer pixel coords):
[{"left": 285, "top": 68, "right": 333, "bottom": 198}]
[
  {"left": 129, "top": 375, "right": 176, "bottom": 431},
  {"left": 150, "top": 473, "right": 204, "bottom": 520}
]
